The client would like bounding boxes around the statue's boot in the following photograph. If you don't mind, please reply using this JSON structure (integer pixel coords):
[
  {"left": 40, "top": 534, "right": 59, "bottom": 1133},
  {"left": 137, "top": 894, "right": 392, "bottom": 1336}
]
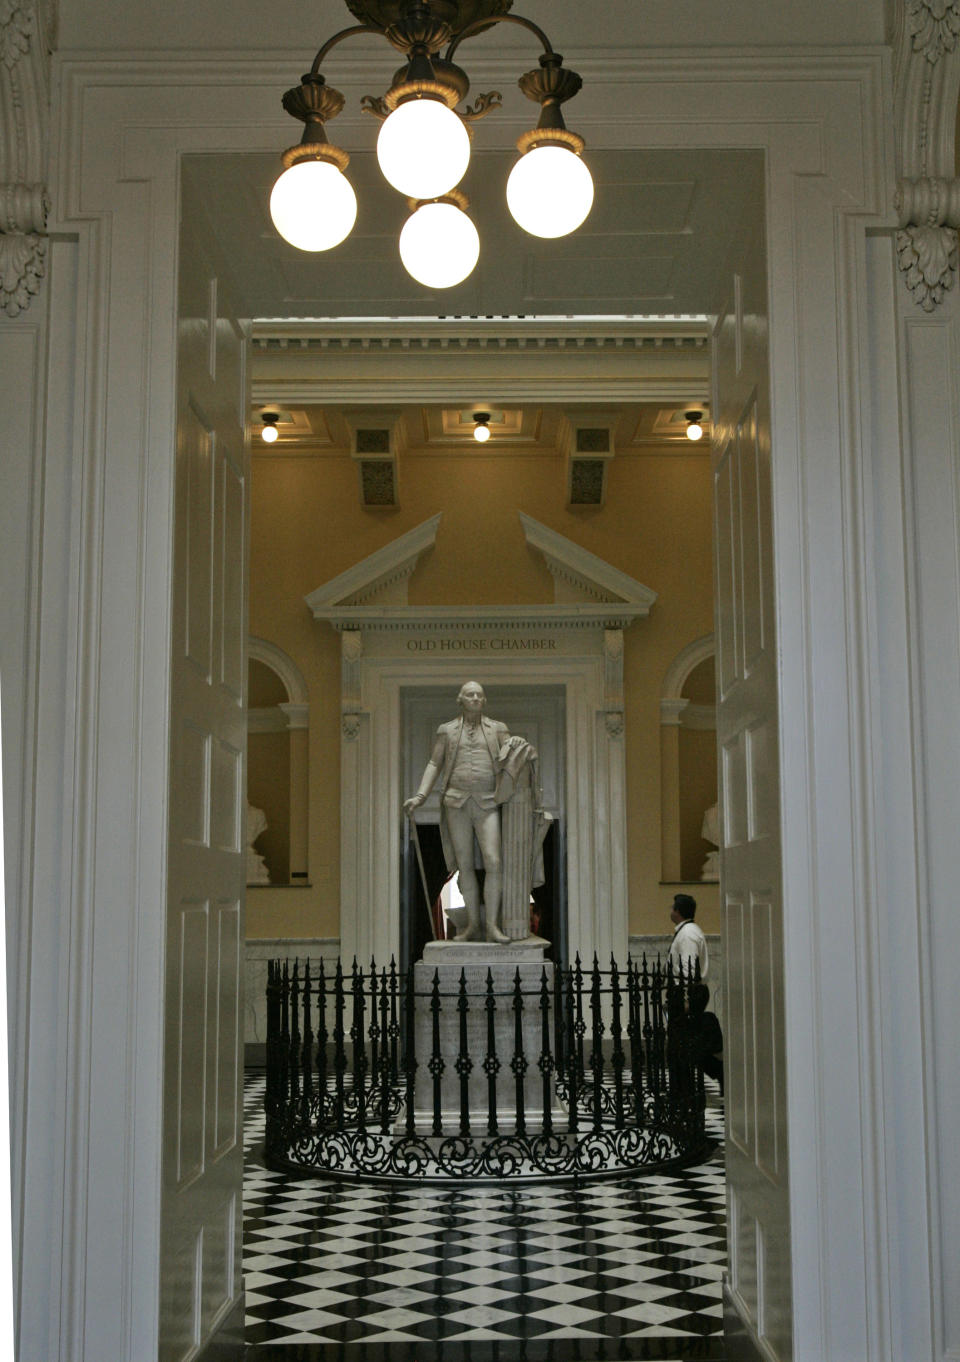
[
  {"left": 456, "top": 901, "right": 482, "bottom": 942},
  {"left": 485, "top": 903, "right": 510, "bottom": 945}
]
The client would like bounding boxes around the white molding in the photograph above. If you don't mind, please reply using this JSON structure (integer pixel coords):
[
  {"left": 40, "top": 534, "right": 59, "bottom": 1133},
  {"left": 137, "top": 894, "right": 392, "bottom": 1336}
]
[
  {"left": 247, "top": 635, "right": 308, "bottom": 705},
  {"left": 247, "top": 707, "right": 287, "bottom": 734},
  {"left": 304, "top": 513, "right": 441, "bottom": 612},
  {"left": 310, "top": 603, "right": 653, "bottom": 631},
  {"left": 682, "top": 703, "right": 717, "bottom": 731},
  {"left": 251, "top": 322, "right": 711, "bottom": 407},
  {"left": 660, "top": 697, "right": 690, "bottom": 726},
  {"left": 519, "top": 513, "right": 658, "bottom": 611},
  {"left": 278, "top": 701, "right": 309, "bottom": 730},
  {"left": 662, "top": 634, "right": 715, "bottom": 700},
  {"left": 252, "top": 317, "right": 712, "bottom": 346}
]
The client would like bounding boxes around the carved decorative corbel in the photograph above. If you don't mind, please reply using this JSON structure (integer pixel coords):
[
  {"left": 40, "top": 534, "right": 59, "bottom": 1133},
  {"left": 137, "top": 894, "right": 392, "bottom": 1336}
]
[
  {"left": 891, "top": 1, "right": 960, "bottom": 309},
  {"left": 0, "top": 0, "right": 52, "bottom": 317}
]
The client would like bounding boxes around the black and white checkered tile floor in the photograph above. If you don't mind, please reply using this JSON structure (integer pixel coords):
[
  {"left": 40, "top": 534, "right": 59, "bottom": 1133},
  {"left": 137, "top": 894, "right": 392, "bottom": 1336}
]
[{"left": 243, "top": 1072, "right": 726, "bottom": 1361}]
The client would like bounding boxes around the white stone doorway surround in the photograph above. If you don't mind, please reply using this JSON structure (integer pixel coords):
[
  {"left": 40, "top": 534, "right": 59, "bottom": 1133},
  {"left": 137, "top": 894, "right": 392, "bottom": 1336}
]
[
  {"left": 13, "top": 39, "right": 931, "bottom": 1362},
  {"left": 305, "top": 512, "right": 657, "bottom": 970}
]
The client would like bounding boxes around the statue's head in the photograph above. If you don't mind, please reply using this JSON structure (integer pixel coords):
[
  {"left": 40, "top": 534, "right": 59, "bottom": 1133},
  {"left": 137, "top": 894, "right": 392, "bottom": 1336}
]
[{"left": 457, "top": 680, "right": 486, "bottom": 715}]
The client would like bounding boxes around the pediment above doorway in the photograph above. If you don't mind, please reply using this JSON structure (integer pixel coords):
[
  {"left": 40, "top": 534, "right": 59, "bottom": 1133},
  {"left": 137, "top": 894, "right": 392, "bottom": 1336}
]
[
  {"left": 303, "top": 511, "right": 657, "bottom": 631},
  {"left": 305, "top": 511, "right": 654, "bottom": 972}
]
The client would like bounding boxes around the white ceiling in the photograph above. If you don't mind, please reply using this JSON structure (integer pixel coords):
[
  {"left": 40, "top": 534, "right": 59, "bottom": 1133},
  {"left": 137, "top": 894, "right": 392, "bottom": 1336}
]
[{"left": 182, "top": 145, "right": 763, "bottom": 320}]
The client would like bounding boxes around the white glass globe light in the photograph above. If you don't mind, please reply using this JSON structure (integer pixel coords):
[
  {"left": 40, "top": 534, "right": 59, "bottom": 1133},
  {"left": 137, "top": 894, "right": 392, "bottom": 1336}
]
[
  {"left": 377, "top": 99, "right": 471, "bottom": 199},
  {"left": 686, "top": 420, "right": 704, "bottom": 442},
  {"left": 269, "top": 159, "right": 357, "bottom": 252},
  {"left": 506, "top": 143, "right": 594, "bottom": 239},
  {"left": 399, "top": 202, "right": 479, "bottom": 288},
  {"left": 261, "top": 422, "right": 279, "bottom": 444},
  {"left": 473, "top": 421, "right": 491, "bottom": 443}
]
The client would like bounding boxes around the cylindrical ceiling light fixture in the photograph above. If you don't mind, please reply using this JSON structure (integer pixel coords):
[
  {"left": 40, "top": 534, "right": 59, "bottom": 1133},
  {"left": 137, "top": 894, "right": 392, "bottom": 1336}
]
[
  {"left": 685, "top": 410, "right": 705, "bottom": 442},
  {"left": 399, "top": 192, "right": 479, "bottom": 288}
]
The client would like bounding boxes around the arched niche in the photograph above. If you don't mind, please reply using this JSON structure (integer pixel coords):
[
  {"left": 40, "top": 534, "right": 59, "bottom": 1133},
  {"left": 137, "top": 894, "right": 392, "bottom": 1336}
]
[
  {"left": 660, "top": 634, "right": 718, "bottom": 883},
  {"left": 247, "top": 636, "right": 310, "bottom": 885}
]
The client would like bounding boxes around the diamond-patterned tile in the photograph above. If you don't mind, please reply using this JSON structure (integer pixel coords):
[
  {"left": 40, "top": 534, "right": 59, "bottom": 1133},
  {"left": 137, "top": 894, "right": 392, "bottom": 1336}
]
[{"left": 242, "top": 1070, "right": 726, "bottom": 1354}]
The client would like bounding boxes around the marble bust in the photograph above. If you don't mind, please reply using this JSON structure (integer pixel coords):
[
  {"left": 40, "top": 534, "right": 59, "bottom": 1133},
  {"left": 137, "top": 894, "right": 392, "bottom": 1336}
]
[{"left": 246, "top": 803, "right": 270, "bottom": 885}]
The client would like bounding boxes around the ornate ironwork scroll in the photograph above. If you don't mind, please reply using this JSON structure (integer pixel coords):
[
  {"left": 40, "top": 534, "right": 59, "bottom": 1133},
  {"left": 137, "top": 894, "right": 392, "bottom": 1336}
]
[{"left": 264, "top": 950, "right": 711, "bottom": 1182}]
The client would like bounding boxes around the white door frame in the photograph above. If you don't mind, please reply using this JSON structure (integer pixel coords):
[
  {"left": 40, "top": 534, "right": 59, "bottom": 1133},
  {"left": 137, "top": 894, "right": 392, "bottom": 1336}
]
[{"left": 11, "top": 45, "right": 929, "bottom": 1362}]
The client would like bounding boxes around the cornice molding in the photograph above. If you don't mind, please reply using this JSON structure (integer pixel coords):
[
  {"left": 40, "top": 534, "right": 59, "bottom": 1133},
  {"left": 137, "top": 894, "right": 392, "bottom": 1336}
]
[
  {"left": 304, "top": 513, "right": 442, "bottom": 614},
  {"left": 0, "top": 0, "right": 52, "bottom": 316},
  {"left": 892, "top": 1, "right": 960, "bottom": 308},
  {"left": 681, "top": 702, "right": 717, "bottom": 731},
  {"left": 310, "top": 604, "right": 651, "bottom": 632},
  {"left": 247, "top": 706, "right": 288, "bottom": 734},
  {"left": 519, "top": 513, "right": 657, "bottom": 612},
  {"left": 252, "top": 317, "right": 711, "bottom": 350}
]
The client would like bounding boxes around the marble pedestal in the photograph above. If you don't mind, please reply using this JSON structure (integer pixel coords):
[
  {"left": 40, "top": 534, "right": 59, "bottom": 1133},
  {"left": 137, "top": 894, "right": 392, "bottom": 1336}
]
[{"left": 413, "top": 938, "right": 554, "bottom": 1126}]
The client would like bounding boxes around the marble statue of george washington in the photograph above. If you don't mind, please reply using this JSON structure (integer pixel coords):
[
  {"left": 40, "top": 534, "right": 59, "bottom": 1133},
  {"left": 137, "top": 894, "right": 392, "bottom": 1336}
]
[{"left": 403, "top": 680, "right": 532, "bottom": 943}]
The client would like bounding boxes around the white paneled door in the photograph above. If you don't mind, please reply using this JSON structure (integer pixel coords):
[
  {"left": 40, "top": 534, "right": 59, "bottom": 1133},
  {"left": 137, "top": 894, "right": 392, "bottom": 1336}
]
[
  {"left": 160, "top": 211, "right": 248, "bottom": 1360},
  {"left": 714, "top": 228, "right": 792, "bottom": 1360}
]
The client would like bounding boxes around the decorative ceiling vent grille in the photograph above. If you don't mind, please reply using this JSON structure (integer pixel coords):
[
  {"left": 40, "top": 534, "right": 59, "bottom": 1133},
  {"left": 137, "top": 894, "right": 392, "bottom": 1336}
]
[
  {"left": 569, "top": 459, "right": 607, "bottom": 506},
  {"left": 576, "top": 427, "right": 612, "bottom": 454},
  {"left": 355, "top": 427, "right": 392, "bottom": 455},
  {"left": 562, "top": 414, "right": 616, "bottom": 508},
  {"left": 359, "top": 460, "right": 398, "bottom": 507},
  {"left": 347, "top": 411, "right": 404, "bottom": 508}
]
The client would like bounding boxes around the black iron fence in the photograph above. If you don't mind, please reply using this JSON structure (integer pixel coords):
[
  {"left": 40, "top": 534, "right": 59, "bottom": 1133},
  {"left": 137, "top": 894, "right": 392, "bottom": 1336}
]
[{"left": 264, "top": 954, "right": 710, "bottom": 1181}]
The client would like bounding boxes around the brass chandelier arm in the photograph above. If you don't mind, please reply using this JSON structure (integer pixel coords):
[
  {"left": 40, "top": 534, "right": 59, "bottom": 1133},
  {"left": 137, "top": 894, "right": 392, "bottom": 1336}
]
[
  {"left": 445, "top": 10, "right": 556, "bottom": 64},
  {"left": 309, "top": 22, "right": 387, "bottom": 75}
]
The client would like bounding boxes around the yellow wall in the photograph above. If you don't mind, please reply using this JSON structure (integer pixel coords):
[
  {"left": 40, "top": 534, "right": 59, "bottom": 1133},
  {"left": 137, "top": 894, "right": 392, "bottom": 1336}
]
[
  {"left": 247, "top": 731, "right": 290, "bottom": 883},
  {"left": 246, "top": 429, "right": 719, "bottom": 939}
]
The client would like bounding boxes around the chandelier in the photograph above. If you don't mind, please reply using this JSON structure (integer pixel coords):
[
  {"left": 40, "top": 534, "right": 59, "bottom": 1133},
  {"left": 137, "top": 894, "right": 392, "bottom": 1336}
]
[{"left": 269, "top": 0, "right": 594, "bottom": 288}]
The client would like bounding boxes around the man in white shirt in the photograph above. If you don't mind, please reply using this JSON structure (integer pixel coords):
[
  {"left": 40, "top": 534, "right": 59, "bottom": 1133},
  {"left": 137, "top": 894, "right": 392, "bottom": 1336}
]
[{"left": 668, "top": 893, "right": 709, "bottom": 989}]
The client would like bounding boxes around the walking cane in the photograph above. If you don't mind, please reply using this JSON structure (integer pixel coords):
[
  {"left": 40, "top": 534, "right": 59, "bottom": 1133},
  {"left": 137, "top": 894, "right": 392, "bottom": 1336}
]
[{"left": 406, "top": 809, "right": 439, "bottom": 941}]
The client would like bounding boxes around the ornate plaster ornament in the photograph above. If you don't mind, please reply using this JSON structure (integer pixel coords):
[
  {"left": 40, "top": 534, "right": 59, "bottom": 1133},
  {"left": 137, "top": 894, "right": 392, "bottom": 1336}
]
[
  {"left": 0, "top": 0, "right": 52, "bottom": 317},
  {"left": 0, "top": 0, "right": 34, "bottom": 68},
  {"left": 907, "top": 0, "right": 960, "bottom": 63},
  {"left": 0, "top": 224, "right": 45, "bottom": 316},
  {"left": 896, "top": 221, "right": 959, "bottom": 310},
  {"left": 892, "top": 1, "right": 960, "bottom": 308}
]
